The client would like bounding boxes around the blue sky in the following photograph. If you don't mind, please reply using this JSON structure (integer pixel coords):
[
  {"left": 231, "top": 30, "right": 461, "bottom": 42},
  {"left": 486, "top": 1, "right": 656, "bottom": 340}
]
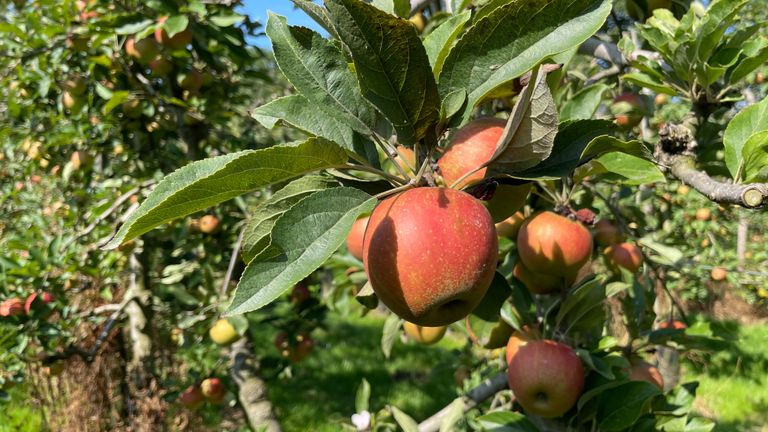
[{"left": 239, "top": 1, "right": 326, "bottom": 48}]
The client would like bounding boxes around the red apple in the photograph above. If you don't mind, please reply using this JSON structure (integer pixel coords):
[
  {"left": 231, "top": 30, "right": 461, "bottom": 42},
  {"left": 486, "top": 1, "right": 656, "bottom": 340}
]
[
  {"left": 612, "top": 93, "right": 644, "bottom": 128},
  {"left": 438, "top": 117, "right": 506, "bottom": 189},
  {"left": 149, "top": 57, "right": 173, "bottom": 76},
  {"left": 179, "top": 385, "right": 204, "bottom": 409},
  {"left": 495, "top": 211, "right": 525, "bottom": 238},
  {"left": 363, "top": 187, "right": 498, "bottom": 326},
  {"left": 155, "top": 17, "right": 193, "bottom": 50},
  {"left": 658, "top": 320, "right": 686, "bottom": 330},
  {"left": 346, "top": 216, "right": 369, "bottom": 261},
  {"left": 710, "top": 267, "right": 727, "bottom": 281},
  {"left": 291, "top": 283, "right": 310, "bottom": 304},
  {"left": 507, "top": 339, "right": 585, "bottom": 418},
  {"left": 125, "top": 37, "right": 159, "bottom": 65},
  {"left": 200, "top": 377, "right": 225, "bottom": 401},
  {"left": 513, "top": 261, "right": 562, "bottom": 295},
  {"left": 628, "top": 360, "right": 664, "bottom": 390},
  {"left": 0, "top": 298, "right": 24, "bottom": 317},
  {"left": 517, "top": 212, "right": 593, "bottom": 278},
  {"left": 604, "top": 242, "right": 643, "bottom": 272},
  {"left": 24, "top": 292, "right": 54, "bottom": 314},
  {"left": 593, "top": 219, "right": 623, "bottom": 246},
  {"left": 404, "top": 321, "right": 447, "bottom": 345},
  {"left": 178, "top": 70, "right": 203, "bottom": 92},
  {"left": 198, "top": 215, "right": 220, "bottom": 234}
]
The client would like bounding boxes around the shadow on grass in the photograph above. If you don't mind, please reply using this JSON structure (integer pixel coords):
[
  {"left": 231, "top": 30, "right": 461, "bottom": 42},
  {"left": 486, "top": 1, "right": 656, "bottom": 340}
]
[{"left": 264, "top": 315, "right": 462, "bottom": 432}]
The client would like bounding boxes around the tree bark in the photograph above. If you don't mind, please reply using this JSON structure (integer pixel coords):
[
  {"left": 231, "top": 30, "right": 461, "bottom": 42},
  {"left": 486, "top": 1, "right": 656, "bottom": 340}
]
[
  {"left": 229, "top": 338, "right": 282, "bottom": 432},
  {"left": 418, "top": 372, "right": 508, "bottom": 432},
  {"left": 737, "top": 214, "right": 748, "bottom": 270},
  {"left": 125, "top": 252, "right": 153, "bottom": 388}
]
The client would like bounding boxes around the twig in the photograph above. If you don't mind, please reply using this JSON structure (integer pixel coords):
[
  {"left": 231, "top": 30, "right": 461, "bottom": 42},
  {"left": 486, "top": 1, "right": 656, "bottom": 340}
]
[
  {"left": 418, "top": 372, "right": 509, "bottom": 432},
  {"left": 220, "top": 226, "right": 246, "bottom": 298}
]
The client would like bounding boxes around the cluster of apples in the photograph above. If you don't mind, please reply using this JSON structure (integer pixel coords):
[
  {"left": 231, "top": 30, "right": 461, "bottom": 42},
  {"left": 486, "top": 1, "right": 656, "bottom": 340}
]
[
  {"left": 593, "top": 220, "right": 644, "bottom": 273},
  {"left": 179, "top": 377, "right": 226, "bottom": 409},
  {"left": 273, "top": 331, "right": 315, "bottom": 363},
  {"left": 0, "top": 292, "right": 54, "bottom": 318}
]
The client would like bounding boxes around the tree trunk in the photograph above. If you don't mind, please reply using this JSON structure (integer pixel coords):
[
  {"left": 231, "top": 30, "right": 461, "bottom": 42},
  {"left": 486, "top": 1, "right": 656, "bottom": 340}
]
[{"left": 230, "top": 338, "right": 282, "bottom": 432}]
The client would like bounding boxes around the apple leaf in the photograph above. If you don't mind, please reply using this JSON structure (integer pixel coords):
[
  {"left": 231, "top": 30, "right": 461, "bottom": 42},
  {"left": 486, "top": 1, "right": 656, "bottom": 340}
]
[
  {"left": 438, "top": 0, "right": 612, "bottom": 125},
  {"left": 597, "top": 381, "right": 661, "bottom": 431},
  {"left": 390, "top": 405, "right": 419, "bottom": 432},
  {"left": 381, "top": 312, "right": 402, "bottom": 359},
  {"left": 290, "top": 0, "right": 340, "bottom": 39},
  {"left": 161, "top": 15, "right": 189, "bottom": 38},
  {"left": 266, "top": 13, "right": 379, "bottom": 136},
  {"left": 488, "top": 69, "right": 558, "bottom": 174},
  {"left": 370, "top": 0, "right": 410, "bottom": 18},
  {"left": 423, "top": 11, "right": 471, "bottom": 76},
  {"left": 325, "top": 0, "right": 440, "bottom": 147},
  {"left": 556, "top": 277, "right": 606, "bottom": 336},
  {"left": 723, "top": 95, "right": 768, "bottom": 179},
  {"left": 226, "top": 187, "right": 376, "bottom": 315},
  {"left": 251, "top": 95, "right": 378, "bottom": 163},
  {"left": 103, "top": 139, "right": 348, "bottom": 249},
  {"left": 588, "top": 152, "right": 666, "bottom": 185},
  {"left": 241, "top": 175, "right": 338, "bottom": 263},
  {"left": 355, "top": 378, "right": 370, "bottom": 413},
  {"left": 740, "top": 130, "right": 768, "bottom": 183},
  {"left": 439, "top": 399, "right": 465, "bottom": 432},
  {"left": 476, "top": 411, "right": 538, "bottom": 432},
  {"left": 559, "top": 83, "right": 611, "bottom": 122}
]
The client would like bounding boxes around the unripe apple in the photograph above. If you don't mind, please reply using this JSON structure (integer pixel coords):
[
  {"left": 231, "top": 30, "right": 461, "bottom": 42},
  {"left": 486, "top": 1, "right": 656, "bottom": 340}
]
[
  {"left": 122, "top": 99, "right": 142, "bottom": 118},
  {"left": 403, "top": 321, "right": 447, "bottom": 345},
  {"left": 495, "top": 211, "right": 525, "bottom": 238},
  {"left": 70, "top": 151, "right": 91, "bottom": 170},
  {"left": 198, "top": 215, "right": 220, "bottom": 234},
  {"left": 756, "top": 72, "right": 766, "bottom": 85},
  {"left": 178, "top": 70, "right": 204, "bottom": 92},
  {"left": 612, "top": 93, "right": 644, "bottom": 128},
  {"left": 346, "top": 216, "right": 369, "bottom": 261},
  {"left": 63, "top": 76, "right": 87, "bottom": 96},
  {"left": 710, "top": 267, "right": 727, "bottom": 281},
  {"left": 437, "top": 117, "right": 506, "bottom": 189},
  {"left": 604, "top": 242, "right": 643, "bottom": 273},
  {"left": 209, "top": 319, "right": 240, "bottom": 346},
  {"left": 654, "top": 93, "right": 668, "bottom": 106},
  {"left": 695, "top": 208, "right": 711, "bottom": 221},
  {"left": 200, "top": 377, "right": 225, "bottom": 401},
  {"left": 66, "top": 35, "right": 89, "bottom": 52},
  {"left": 363, "top": 187, "right": 498, "bottom": 326},
  {"left": 628, "top": 360, "right": 664, "bottom": 390},
  {"left": 179, "top": 385, "right": 204, "bottom": 409},
  {"left": 593, "top": 219, "right": 623, "bottom": 246},
  {"left": 409, "top": 12, "right": 425, "bottom": 32},
  {"left": 149, "top": 57, "right": 173, "bottom": 76},
  {"left": 513, "top": 261, "right": 562, "bottom": 295},
  {"left": 507, "top": 339, "right": 584, "bottom": 418},
  {"left": 125, "top": 37, "right": 159, "bottom": 65},
  {"left": 517, "top": 212, "right": 593, "bottom": 278},
  {"left": 62, "top": 91, "right": 84, "bottom": 112},
  {"left": 0, "top": 298, "right": 24, "bottom": 317},
  {"left": 24, "top": 292, "right": 54, "bottom": 314},
  {"left": 155, "top": 17, "right": 193, "bottom": 50}
]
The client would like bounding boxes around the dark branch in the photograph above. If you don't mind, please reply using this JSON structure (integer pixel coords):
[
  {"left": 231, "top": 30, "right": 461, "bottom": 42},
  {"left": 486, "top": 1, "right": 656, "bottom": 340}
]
[
  {"left": 655, "top": 124, "right": 768, "bottom": 209},
  {"left": 418, "top": 372, "right": 508, "bottom": 432}
]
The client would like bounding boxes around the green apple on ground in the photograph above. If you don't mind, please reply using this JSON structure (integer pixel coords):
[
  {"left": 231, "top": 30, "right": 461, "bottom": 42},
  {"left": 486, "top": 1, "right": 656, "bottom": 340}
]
[{"left": 363, "top": 187, "right": 498, "bottom": 326}]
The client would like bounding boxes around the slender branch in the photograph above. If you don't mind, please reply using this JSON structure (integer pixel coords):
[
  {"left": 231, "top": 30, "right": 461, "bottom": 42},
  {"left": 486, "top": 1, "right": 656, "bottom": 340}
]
[
  {"left": 220, "top": 226, "right": 246, "bottom": 298},
  {"left": 375, "top": 182, "right": 415, "bottom": 200},
  {"left": 333, "top": 163, "right": 408, "bottom": 185},
  {"left": 418, "top": 372, "right": 509, "bottom": 432}
]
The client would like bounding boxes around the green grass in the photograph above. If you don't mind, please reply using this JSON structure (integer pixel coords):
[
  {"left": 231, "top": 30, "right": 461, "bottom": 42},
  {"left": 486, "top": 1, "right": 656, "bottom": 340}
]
[
  {"left": 0, "top": 388, "right": 44, "bottom": 432},
  {"left": 260, "top": 313, "right": 467, "bottom": 432},
  {"left": 683, "top": 322, "right": 768, "bottom": 432}
]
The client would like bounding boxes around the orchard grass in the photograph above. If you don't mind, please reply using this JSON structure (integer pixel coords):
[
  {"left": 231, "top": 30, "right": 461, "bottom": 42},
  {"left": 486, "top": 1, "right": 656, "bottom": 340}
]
[
  {"left": 255, "top": 312, "right": 466, "bottom": 432},
  {"left": 0, "top": 388, "right": 43, "bottom": 432}
]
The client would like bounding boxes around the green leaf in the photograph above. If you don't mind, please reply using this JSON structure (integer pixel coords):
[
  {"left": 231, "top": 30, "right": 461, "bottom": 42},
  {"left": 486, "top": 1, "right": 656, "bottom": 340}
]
[
  {"left": 371, "top": 0, "right": 410, "bottom": 17},
  {"left": 590, "top": 152, "right": 666, "bottom": 185},
  {"left": 555, "top": 277, "right": 605, "bottom": 335},
  {"left": 390, "top": 405, "right": 419, "bottom": 432},
  {"left": 582, "top": 136, "right": 652, "bottom": 161},
  {"left": 638, "top": 238, "right": 683, "bottom": 265},
  {"left": 252, "top": 95, "right": 374, "bottom": 158},
  {"left": 621, "top": 72, "right": 677, "bottom": 95},
  {"left": 513, "top": 120, "right": 615, "bottom": 179},
  {"left": 488, "top": 70, "right": 558, "bottom": 174},
  {"left": 438, "top": 0, "right": 612, "bottom": 124},
  {"left": 381, "top": 313, "right": 402, "bottom": 359},
  {"left": 355, "top": 378, "right": 370, "bottom": 413},
  {"left": 210, "top": 13, "right": 245, "bottom": 27},
  {"left": 241, "top": 175, "right": 337, "bottom": 263},
  {"left": 266, "top": 13, "right": 379, "bottom": 136},
  {"left": 440, "top": 89, "right": 467, "bottom": 124},
  {"left": 290, "top": 0, "right": 340, "bottom": 39},
  {"left": 476, "top": 411, "right": 538, "bottom": 432},
  {"left": 723, "top": 96, "right": 768, "bottom": 180},
  {"left": 559, "top": 84, "right": 610, "bottom": 122},
  {"left": 103, "top": 139, "right": 348, "bottom": 249},
  {"left": 162, "top": 15, "right": 189, "bottom": 37},
  {"left": 115, "top": 19, "right": 154, "bottom": 35},
  {"left": 684, "top": 417, "right": 715, "bottom": 432},
  {"left": 325, "top": 0, "right": 440, "bottom": 146},
  {"left": 740, "top": 130, "right": 768, "bottom": 183},
  {"left": 597, "top": 382, "right": 661, "bottom": 431},
  {"left": 439, "top": 399, "right": 465, "bottom": 432},
  {"left": 423, "top": 11, "right": 471, "bottom": 76},
  {"left": 471, "top": 272, "right": 512, "bottom": 322},
  {"left": 101, "top": 91, "right": 130, "bottom": 115},
  {"left": 226, "top": 187, "right": 376, "bottom": 315}
]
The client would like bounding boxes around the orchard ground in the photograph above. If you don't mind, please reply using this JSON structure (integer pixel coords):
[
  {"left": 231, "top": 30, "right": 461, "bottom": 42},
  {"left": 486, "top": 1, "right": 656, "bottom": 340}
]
[{"left": 3, "top": 311, "right": 767, "bottom": 432}]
